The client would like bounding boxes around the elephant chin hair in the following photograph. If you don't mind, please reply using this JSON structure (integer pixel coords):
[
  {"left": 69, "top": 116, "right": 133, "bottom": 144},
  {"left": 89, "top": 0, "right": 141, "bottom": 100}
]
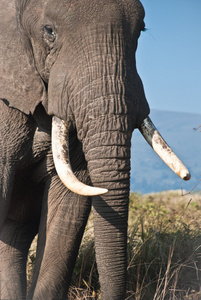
[
  {"left": 139, "top": 116, "right": 191, "bottom": 181},
  {"left": 51, "top": 116, "right": 108, "bottom": 196}
]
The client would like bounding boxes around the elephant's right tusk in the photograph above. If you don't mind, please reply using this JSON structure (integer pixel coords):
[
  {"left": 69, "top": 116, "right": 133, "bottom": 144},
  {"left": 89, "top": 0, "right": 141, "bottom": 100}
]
[
  {"left": 139, "top": 116, "right": 191, "bottom": 181},
  {"left": 52, "top": 116, "right": 108, "bottom": 196}
]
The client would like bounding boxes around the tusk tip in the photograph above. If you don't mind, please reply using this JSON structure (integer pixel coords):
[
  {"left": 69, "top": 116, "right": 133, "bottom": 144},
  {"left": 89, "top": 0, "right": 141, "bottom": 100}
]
[
  {"left": 181, "top": 172, "right": 191, "bottom": 181},
  {"left": 96, "top": 188, "right": 108, "bottom": 195},
  {"left": 79, "top": 186, "right": 108, "bottom": 196}
]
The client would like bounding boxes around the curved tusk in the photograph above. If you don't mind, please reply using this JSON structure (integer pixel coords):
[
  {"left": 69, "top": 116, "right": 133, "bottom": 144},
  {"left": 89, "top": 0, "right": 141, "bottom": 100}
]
[
  {"left": 52, "top": 116, "right": 108, "bottom": 196},
  {"left": 139, "top": 117, "right": 191, "bottom": 181}
]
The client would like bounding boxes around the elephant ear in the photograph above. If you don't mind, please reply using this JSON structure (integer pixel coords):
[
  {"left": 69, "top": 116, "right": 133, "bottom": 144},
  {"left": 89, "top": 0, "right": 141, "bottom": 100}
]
[{"left": 0, "top": 0, "right": 47, "bottom": 115}]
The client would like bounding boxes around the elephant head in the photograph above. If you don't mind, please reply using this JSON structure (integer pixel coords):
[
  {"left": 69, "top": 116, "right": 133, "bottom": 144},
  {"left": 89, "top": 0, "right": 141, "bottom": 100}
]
[{"left": 0, "top": 0, "right": 190, "bottom": 298}]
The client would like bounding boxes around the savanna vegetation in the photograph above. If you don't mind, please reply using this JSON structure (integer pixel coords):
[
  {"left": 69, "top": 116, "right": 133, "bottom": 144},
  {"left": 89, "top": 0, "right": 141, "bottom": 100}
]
[{"left": 27, "top": 190, "right": 201, "bottom": 299}]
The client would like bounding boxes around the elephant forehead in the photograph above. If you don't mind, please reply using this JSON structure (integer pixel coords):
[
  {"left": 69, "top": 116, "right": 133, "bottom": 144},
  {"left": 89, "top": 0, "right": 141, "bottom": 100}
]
[{"left": 46, "top": 0, "right": 144, "bottom": 32}]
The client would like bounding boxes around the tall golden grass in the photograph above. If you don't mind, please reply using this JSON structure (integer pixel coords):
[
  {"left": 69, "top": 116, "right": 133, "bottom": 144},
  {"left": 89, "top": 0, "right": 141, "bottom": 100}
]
[{"left": 27, "top": 190, "right": 201, "bottom": 299}]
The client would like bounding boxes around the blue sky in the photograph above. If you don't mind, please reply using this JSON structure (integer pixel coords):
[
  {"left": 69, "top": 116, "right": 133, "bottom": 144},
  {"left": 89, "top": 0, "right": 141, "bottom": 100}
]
[{"left": 136, "top": 0, "right": 201, "bottom": 115}]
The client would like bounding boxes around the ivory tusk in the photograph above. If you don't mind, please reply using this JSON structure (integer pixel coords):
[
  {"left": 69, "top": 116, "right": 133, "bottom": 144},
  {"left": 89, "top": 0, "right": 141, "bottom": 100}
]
[
  {"left": 139, "top": 116, "right": 191, "bottom": 181},
  {"left": 52, "top": 116, "right": 108, "bottom": 196}
]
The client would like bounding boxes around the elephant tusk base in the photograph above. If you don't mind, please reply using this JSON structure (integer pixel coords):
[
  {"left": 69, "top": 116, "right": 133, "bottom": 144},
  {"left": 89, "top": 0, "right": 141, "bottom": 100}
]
[{"left": 139, "top": 116, "right": 191, "bottom": 181}]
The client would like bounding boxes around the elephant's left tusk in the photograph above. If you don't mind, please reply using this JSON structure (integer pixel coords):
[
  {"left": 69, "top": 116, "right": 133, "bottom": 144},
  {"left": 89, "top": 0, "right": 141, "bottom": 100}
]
[
  {"left": 139, "top": 116, "right": 191, "bottom": 181},
  {"left": 52, "top": 116, "right": 108, "bottom": 196}
]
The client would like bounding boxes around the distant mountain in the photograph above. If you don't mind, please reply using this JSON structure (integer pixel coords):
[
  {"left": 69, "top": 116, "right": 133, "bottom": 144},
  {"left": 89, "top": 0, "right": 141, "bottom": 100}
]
[{"left": 131, "top": 110, "right": 201, "bottom": 194}]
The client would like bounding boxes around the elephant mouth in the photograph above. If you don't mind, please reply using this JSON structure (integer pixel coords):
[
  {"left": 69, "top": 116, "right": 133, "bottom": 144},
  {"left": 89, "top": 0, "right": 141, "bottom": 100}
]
[{"left": 51, "top": 115, "right": 191, "bottom": 196}]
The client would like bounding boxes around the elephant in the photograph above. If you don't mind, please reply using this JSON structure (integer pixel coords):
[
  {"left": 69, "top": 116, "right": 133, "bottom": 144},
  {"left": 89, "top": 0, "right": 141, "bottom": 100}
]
[{"left": 0, "top": 0, "right": 190, "bottom": 299}]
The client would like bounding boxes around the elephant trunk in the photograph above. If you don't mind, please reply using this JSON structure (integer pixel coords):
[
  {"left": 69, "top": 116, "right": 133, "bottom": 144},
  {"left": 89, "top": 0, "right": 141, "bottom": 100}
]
[
  {"left": 81, "top": 116, "right": 132, "bottom": 299},
  {"left": 92, "top": 186, "right": 129, "bottom": 299}
]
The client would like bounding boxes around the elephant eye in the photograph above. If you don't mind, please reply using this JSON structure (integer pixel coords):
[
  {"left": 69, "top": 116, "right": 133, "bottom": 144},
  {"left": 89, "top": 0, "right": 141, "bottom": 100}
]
[{"left": 44, "top": 25, "right": 56, "bottom": 43}]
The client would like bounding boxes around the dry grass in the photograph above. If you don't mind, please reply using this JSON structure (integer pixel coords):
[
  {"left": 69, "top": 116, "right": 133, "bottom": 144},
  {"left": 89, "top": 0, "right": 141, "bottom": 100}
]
[
  {"left": 126, "top": 190, "right": 201, "bottom": 300},
  {"left": 27, "top": 190, "right": 201, "bottom": 299}
]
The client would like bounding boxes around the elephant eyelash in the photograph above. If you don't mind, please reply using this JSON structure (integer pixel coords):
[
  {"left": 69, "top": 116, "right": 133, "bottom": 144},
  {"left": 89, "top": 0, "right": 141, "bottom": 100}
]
[
  {"left": 44, "top": 25, "right": 56, "bottom": 43},
  {"left": 140, "top": 21, "right": 146, "bottom": 32}
]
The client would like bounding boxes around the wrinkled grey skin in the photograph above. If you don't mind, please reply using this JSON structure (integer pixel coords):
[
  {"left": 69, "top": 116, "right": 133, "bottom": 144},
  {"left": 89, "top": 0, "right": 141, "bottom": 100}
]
[{"left": 0, "top": 0, "right": 150, "bottom": 299}]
